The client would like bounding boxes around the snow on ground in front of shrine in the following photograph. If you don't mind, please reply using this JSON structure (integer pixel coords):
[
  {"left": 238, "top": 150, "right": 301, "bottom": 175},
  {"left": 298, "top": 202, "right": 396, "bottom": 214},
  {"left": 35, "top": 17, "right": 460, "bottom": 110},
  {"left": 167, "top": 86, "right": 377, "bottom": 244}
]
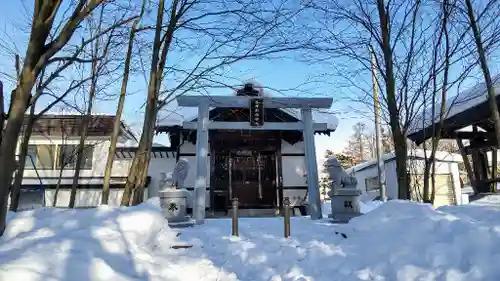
[{"left": 2, "top": 199, "right": 500, "bottom": 281}]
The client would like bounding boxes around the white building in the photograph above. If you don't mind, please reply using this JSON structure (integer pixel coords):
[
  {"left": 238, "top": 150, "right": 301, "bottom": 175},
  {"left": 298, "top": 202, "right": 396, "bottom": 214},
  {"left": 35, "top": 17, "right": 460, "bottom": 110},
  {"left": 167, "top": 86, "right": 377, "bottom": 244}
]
[
  {"left": 345, "top": 149, "right": 464, "bottom": 207},
  {"left": 16, "top": 84, "right": 337, "bottom": 216},
  {"left": 14, "top": 114, "right": 154, "bottom": 209}
]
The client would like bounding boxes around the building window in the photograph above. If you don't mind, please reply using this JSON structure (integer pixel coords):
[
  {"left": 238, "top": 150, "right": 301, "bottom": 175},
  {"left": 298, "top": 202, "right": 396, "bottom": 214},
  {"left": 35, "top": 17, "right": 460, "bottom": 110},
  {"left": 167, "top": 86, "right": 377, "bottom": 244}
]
[
  {"left": 365, "top": 176, "right": 380, "bottom": 192},
  {"left": 57, "top": 145, "right": 93, "bottom": 170},
  {"left": 25, "top": 145, "right": 55, "bottom": 170}
]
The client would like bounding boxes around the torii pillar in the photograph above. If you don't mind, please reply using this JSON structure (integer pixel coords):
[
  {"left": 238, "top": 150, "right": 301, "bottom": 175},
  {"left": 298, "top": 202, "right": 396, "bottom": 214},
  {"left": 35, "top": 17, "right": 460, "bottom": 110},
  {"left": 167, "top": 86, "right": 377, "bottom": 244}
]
[{"left": 302, "top": 108, "right": 322, "bottom": 220}]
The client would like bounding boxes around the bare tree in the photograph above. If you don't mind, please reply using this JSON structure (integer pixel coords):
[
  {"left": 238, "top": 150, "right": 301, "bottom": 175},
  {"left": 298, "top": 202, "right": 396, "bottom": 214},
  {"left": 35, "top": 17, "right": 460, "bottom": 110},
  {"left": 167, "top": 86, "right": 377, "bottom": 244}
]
[
  {"left": 301, "top": 0, "right": 499, "bottom": 200},
  {"left": 120, "top": 0, "right": 309, "bottom": 206},
  {"left": 0, "top": 0, "right": 118, "bottom": 235},
  {"left": 301, "top": 0, "right": 435, "bottom": 199},
  {"left": 417, "top": 0, "right": 500, "bottom": 202},
  {"left": 53, "top": 116, "right": 80, "bottom": 207},
  {"left": 344, "top": 122, "right": 371, "bottom": 164},
  {"left": 9, "top": 68, "right": 96, "bottom": 211},
  {"left": 422, "top": 0, "right": 453, "bottom": 203},
  {"left": 102, "top": 1, "right": 146, "bottom": 205},
  {"left": 464, "top": 0, "right": 500, "bottom": 148},
  {"left": 68, "top": 6, "right": 113, "bottom": 208}
]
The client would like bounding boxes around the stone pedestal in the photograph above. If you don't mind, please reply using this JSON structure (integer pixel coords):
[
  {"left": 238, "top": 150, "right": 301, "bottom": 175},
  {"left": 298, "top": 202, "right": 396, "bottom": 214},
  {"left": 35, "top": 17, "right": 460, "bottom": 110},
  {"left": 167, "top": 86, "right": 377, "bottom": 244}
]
[
  {"left": 158, "top": 189, "right": 191, "bottom": 224},
  {"left": 328, "top": 188, "right": 362, "bottom": 223}
]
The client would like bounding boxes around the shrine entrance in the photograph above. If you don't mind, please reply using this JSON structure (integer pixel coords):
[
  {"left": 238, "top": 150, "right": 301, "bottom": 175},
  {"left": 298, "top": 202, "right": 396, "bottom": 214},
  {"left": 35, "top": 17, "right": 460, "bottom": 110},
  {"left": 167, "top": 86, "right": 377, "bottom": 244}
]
[
  {"left": 211, "top": 131, "right": 279, "bottom": 212},
  {"left": 171, "top": 90, "right": 334, "bottom": 224}
]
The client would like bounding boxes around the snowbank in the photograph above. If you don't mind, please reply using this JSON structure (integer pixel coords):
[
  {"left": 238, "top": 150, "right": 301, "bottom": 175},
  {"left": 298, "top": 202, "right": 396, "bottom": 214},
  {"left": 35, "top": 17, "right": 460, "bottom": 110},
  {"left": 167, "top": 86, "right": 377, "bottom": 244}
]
[
  {"left": 0, "top": 198, "right": 236, "bottom": 281},
  {"left": 359, "top": 200, "right": 384, "bottom": 214},
  {"left": 3, "top": 199, "right": 500, "bottom": 280},
  {"left": 469, "top": 193, "right": 500, "bottom": 207},
  {"left": 334, "top": 201, "right": 500, "bottom": 280},
  {"left": 179, "top": 201, "right": 500, "bottom": 280}
]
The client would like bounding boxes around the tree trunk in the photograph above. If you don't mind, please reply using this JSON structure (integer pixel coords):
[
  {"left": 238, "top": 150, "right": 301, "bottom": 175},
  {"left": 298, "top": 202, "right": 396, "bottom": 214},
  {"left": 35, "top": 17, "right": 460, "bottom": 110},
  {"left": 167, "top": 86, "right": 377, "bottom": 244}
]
[
  {"left": 0, "top": 0, "right": 106, "bottom": 235},
  {"left": 68, "top": 114, "right": 93, "bottom": 208},
  {"left": 123, "top": 105, "right": 157, "bottom": 206},
  {"left": 52, "top": 166, "right": 65, "bottom": 207},
  {"left": 376, "top": 0, "right": 409, "bottom": 199},
  {"left": 0, "top": 81, "right": 4, "bottom": 145},
  {"left": 9, "top": 112, "right": 35, "bottom": 211},
  {"left": 102, "top": 4, "right": 145, "bottom": 205},
  {"left": 131, "top": 125, "right": 155, "bottom": 205},
  {"left": 0, "top": 79, "right": 36, "bottom": 234},
  {"left": 465, "top": 0, "right": 500, "bottom": 149},
  {"left": 69, "top": 6, "right": 107, "bottom": 208},
  {"left": 68, "top": 73, "right": 100, "bottom": 208},
  {"left": 121, "top": 0, "right": 180, "bottom": 206}
]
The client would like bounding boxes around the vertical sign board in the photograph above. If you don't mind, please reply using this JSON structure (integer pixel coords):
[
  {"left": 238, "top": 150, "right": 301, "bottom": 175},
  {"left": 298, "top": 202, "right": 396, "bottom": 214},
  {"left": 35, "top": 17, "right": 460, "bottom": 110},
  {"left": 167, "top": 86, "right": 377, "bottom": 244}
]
[{"left": 250, "top": 98, "right": 264, "bottom": 127}]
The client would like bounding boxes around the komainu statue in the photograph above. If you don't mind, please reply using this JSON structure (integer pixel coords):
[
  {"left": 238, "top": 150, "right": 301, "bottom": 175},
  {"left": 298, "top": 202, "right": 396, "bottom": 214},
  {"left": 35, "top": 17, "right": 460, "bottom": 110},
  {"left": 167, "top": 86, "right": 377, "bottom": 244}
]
[
  {"left": 325, "top": 157, "right": 358, "bottom": 196},
  {"left": 158, "top": 158, "right": 191, "bottom": 224},
  {"left": 172, "top": 158, "right": 189, "bottom": 189},
  {"left": 325, "top": 157, "right": 362, "bottom": 222},
  {"left": 159, "top": 158, "right": 190, "bottom": 190}
]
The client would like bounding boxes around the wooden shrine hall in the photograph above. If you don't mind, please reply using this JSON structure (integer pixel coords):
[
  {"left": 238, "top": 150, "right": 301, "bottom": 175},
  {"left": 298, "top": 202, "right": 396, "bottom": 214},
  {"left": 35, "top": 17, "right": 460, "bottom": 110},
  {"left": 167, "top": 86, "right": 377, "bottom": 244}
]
[{"left": 408, "top": 76, "right": 500, "bottom": 195}]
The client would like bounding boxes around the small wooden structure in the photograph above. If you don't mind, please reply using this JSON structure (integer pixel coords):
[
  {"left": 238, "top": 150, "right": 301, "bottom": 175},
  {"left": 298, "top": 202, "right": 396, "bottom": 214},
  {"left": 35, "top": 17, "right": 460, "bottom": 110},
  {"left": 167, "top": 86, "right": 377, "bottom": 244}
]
[{"left": 408, "top": 76, "right": 500, "bottom": 194}]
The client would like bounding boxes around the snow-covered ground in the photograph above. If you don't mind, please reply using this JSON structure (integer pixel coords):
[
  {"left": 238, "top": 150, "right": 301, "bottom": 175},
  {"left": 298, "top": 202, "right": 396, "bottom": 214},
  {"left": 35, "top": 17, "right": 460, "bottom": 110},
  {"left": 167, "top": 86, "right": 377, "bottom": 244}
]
[{"left": 2, "top": 199, "right": 500, "bottom": 281}]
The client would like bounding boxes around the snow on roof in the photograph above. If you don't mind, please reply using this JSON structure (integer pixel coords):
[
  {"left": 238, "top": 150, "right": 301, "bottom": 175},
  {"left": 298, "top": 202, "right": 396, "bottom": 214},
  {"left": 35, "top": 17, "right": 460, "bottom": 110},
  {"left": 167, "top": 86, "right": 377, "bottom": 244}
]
[
  {"left": 116, "top": 139, "right": 139, "bottom": 147},
  {"left": 408, "top": 74, "right": 500, "bottom": 135},
  {"left": 157, "top": 82, "right": 337, "bottom": 130},
  {"left": 116, "top": 139, "right": 168, "bottom": 148},
  {"left": 346, "top": 149, "right": 463, "bottom": 174},
  {"left": 42, "top": 110, "right": 116, "bottom": 116}
]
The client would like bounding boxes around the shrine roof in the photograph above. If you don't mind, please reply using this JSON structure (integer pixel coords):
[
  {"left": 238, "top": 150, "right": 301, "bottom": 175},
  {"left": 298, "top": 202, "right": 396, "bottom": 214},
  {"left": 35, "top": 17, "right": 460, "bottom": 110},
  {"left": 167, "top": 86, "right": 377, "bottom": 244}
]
[
  {"left": 176, "top": 95, "right": 333, "bottom": 109},
  {"left": 345, "top": 149, "right": 463, "bottom": 174},
  {"left": 156, "top": 83, "right": 338, "bottom": 137},
  {"left": 156, "top": 106, "right": 338, "bottom": 133},
  {"left": 408, "top": 74, "right": 500, "bottom": 145}
]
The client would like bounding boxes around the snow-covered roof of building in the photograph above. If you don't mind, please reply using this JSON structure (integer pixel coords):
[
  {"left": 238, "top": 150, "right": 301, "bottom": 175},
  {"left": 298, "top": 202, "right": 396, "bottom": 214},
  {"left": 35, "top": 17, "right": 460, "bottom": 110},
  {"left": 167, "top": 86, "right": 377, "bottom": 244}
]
[
  {"left": 345, "top": 149, "right": 463, "bottom": 174},
  {"left": 24, "top": 114, "right": 137, "bottom": 141},
  {"left": 408, "top": 74, "right": 500, "bottom": 144}
]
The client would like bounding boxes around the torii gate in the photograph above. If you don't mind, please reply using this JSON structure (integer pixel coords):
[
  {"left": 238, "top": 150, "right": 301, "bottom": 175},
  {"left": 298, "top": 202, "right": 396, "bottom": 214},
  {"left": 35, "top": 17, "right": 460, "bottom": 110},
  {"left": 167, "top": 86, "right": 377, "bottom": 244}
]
[{"left": 176, "top": 95, "right": 334, "bottom": 224}]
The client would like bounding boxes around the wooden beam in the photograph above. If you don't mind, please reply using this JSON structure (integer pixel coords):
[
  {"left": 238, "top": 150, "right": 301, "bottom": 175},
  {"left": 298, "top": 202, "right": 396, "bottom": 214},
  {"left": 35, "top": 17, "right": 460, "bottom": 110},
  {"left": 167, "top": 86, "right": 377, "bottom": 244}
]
[
  {"left": 471, "top": 127, "right": 486, "bottom": 184},
  {"left": 456, "top": 138, "right": 476, "bottom": 193},
  {"left": 182, "top": 121, "right": 332, "bottom": 131},
  {"left": 448, "top": 131, "right": 496, "bottom": 140},
  {"left": 464, "top": 144, "right": 496, "bottom": 154},
  {"left": 464, "top": 136, "right": 497, "bottom": 152},
  {"left": 177, "top": 95, "right": 333, "bottom": 109}
]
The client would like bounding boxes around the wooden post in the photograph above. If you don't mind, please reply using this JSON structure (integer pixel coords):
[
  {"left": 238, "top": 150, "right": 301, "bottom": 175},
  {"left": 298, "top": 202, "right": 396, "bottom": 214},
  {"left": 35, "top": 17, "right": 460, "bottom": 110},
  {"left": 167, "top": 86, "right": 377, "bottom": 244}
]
[
  {"left": 283, "top": 197, "right": 291, "bottom": 238},
  {"left": 456, "top": 138, "right": 476, "bottom": 193},
  {"left": 232, "top": 197, "right": 239, "bottom": 236},
  {"left": 276, "top": 149, "right": 284, "bottom": 214},
  {"left": 493, "top": 149, "right": 498, "bottom": 192}
]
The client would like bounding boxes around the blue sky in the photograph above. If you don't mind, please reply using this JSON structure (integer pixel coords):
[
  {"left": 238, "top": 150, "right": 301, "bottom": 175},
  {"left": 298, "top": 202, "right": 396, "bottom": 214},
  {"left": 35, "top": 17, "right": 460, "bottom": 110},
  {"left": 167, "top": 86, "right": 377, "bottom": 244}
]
[
  {"left": 0, "top": 1, "right": 366, "bottom": 163},
  {"left": 1, "top": 1, "right": 499, "bottom": 165}
]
